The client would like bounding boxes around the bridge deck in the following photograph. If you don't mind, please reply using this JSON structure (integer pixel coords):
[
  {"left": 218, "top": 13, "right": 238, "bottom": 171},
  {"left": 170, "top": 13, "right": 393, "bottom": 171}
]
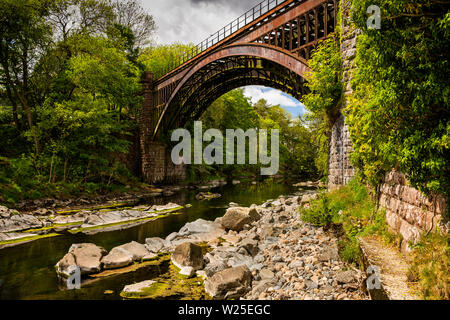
[{"left": 155, "top": 0, "right": 309, "bottom": 83}]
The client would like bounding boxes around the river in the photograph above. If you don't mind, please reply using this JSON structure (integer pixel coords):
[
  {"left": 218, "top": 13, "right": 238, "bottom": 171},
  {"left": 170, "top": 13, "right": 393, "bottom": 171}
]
[{"left": 0, "top": 180, "right": 297, "bottom": 300}]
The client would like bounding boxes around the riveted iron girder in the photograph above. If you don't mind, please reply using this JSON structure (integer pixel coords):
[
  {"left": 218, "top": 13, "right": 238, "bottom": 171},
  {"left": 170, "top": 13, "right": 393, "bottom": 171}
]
[{"left": 147, "top": 0, "right": 337, "bottom": 140}]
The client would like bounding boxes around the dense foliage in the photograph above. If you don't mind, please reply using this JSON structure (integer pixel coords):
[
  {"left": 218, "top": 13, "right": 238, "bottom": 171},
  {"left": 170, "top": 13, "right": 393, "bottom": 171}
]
[
  {"left": 184, "top": 89, "right": 320, "bottom": 182},
  {"left": 347, "top": 0, "right": 450, "bottom": 196},
  {"left": 0, "top": 0, "right": 154, "bottom": 204}
]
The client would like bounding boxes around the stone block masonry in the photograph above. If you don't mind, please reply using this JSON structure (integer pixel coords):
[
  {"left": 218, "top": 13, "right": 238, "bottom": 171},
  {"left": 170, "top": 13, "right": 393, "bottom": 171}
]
[
  {"left": 139, "top": 71, "right": 185, "bottom": 184},
  {"left": 328, "top": 114, "right": 354, "bottom": 189},
  {"left": 328, "top": 0, "right": 357, "bottom": 190},
  {"left": 379, "top": 170, "right": 448, "bottom": 252}
]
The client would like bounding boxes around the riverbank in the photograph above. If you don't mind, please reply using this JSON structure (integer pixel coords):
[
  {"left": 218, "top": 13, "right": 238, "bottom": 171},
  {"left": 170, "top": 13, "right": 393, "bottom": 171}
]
[
  {"left": 0, "top": 181, "right": 297, "bottom": 299},
  {"left": 53, "top": 190, "right": 368, "bottom": 300}
]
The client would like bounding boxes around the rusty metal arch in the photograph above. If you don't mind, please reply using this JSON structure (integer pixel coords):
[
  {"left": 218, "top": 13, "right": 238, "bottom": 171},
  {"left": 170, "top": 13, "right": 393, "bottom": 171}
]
[
  {"left": 152, "top": 43, "right": 310, "bottom": 139},
  {"left": 178, "top": 75, "right": 305, "bottom": 127}
]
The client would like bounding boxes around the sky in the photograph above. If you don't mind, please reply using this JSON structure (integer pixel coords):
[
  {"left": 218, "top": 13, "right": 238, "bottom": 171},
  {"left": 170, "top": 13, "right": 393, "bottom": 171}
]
[{"left": 141, "top": 0, "right": 306, "bottom": 118}]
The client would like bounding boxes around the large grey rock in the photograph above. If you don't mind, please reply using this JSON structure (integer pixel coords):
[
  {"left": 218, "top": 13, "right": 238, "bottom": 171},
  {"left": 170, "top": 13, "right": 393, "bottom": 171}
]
[
  {"left": 122, "top": 280, "right": 156, "bottom": 294},
  {"left": 145, "top": 237, "right": 168, "bottom": 253},
  {"left": 101, "top": 247, "right": 134, "bottom": 269},
  {"left": 210, "top": 249, "right": 254, "bottom": 269},
  {"left": 221, "top": 207, "right": 260, "bottom": 231},
  {"left": 165, "top": 232, "right": 178, "bottom": 242},
  {"left": 204, "top": 261, "right": 228, "bottom": 277},
  {"left": 171, "top": 242, "right": 204, "bottom": 270},
  {"left": 204, "top": 265, "right": 252, "bottom": 299},
  {"left": 56, "top": 243, "right": 107, "bottom": 276},
  {"left": 117, "top": 241, "right": 150, "bottom": 261},
  {"left": 178, "top": 219, "right": 222, "bottom": 236},
  {"left": 0, "top": 213, "right": 43, "bottom": 232}
]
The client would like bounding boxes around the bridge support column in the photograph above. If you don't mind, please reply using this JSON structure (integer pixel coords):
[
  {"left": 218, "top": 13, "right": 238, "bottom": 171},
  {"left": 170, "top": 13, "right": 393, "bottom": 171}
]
[
  {"left": 139, "top": 72, "right": 185, "bottom": 184},
  {"left": 328, "top": 0, "right": 357, "bottom": 189}
]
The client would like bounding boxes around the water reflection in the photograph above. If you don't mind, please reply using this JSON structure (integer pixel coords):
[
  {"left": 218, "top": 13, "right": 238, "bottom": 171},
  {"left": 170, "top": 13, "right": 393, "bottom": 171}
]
[{"left": 0, "top": 181, "right": 295, "bottom": 300}]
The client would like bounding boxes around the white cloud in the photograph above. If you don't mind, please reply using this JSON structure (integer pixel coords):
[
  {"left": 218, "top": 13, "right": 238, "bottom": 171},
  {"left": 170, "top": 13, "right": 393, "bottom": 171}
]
[
  {"left": 141, "top": 0, "right": 262, "bottom": 45},
  {"left": 243, "top": 86, "right": 305, "bottom": 116}
]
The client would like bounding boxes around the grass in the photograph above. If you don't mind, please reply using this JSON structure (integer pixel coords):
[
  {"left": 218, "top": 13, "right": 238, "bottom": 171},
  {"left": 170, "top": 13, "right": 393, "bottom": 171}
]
[
  {"left": 407, "top": 231, "right": 449, "bottom": 300},
  {"left": 299, "top": 178, "right": 399, "bottom": 265}
]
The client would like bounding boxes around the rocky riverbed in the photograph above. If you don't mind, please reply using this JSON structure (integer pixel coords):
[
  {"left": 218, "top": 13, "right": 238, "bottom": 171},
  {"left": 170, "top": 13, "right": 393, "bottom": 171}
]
[{"left": 54, "top": 191, "right": 368, "bottom": 300}]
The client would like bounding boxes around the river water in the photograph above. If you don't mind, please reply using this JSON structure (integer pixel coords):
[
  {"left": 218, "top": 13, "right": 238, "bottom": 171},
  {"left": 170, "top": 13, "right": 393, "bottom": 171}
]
[{"left": 0, "top": 180, "right": 297, "bottom": 300}]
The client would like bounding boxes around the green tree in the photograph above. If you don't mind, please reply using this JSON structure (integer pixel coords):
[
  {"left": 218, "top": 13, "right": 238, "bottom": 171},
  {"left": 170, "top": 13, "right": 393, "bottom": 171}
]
[{"left": 137, "top": 43, "right": 196, "bottom": 78}]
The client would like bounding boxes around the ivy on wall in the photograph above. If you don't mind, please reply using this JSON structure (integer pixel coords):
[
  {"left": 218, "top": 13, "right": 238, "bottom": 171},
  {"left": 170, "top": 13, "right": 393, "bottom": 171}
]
[
  {"left": 302, "top": 35, "right": 343, "bottom": 177},
  {"left": 346, "top": 0, "right": 449, "bottom": 197}
]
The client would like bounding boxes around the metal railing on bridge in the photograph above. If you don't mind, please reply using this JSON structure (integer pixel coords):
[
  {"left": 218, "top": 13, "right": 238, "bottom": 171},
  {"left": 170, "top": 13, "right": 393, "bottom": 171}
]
[{"left": 154, "top": 0, "right": 291, "bottom": 80}]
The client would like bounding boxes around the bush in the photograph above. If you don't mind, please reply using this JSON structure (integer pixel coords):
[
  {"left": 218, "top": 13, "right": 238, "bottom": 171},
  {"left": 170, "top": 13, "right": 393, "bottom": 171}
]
[{"left": 300, "top": 192, "right": 334, "bottom": 226}]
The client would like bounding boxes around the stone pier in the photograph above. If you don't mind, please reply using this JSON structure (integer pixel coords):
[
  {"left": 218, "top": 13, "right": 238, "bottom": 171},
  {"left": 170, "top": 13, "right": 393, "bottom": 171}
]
[{"left": 139, "top": 71, "right": 185, "bottom": 184}]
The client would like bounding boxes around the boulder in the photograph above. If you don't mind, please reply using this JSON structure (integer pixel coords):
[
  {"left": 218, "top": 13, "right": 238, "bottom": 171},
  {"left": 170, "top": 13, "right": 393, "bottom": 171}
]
[
  {"left": 117, "top": 241, "right": 150, "bottom": 261},
  {"left": 221, "top": 207, "right": 260, "bottom": 231},
  {"left": 171, "top": 242, "right": 204, "bottom": 270},
  {"left": 179, "top": 266, "right": 195, "bottom": 278},
  {"left": 203, "top": 261, "right": 228, "bottom": 277},
  {"left": 101, "top": 247, "right": 134, "bottom": 269},
  {"left": 335, "top": 270, "right": 357, "bottom": 284},
  {"left": 122, "top": 280, "right": 156, "bottom": 295},
  {"left": 238, "top": 238, "right": 259, "bottom": 257},
  {"left": 165, "top": 232, "right": 178, "bottom": 242},
  {"left": 56, "top": 243, "right": 106, "bottom": 276},
  {"left": 145, "top": 237, "right": 168, "bottom": 253},
  {"left": 204, "top": 265, "right": 252, "bottom": 299},
  {"left": 178, "top": 218, "right": 223, "bottom": 236},
  {"left": 0, "top": 213, "right": 43, "bottom": 232}
]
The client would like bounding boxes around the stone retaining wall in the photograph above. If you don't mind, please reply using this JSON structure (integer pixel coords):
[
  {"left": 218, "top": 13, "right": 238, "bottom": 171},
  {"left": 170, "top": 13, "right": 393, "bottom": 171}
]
[{"left": 379, "top": 170, "right": 448, "bottom": 252}]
